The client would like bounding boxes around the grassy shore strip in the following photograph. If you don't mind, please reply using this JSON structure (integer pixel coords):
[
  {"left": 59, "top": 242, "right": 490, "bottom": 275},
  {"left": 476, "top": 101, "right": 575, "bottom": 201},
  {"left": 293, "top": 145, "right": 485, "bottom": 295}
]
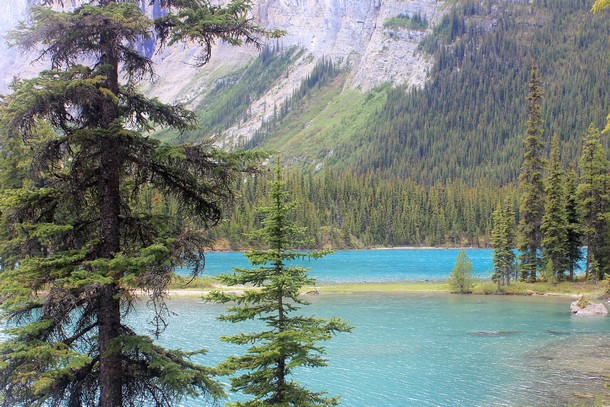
[{"left": 165, "top": 276, "right": 609, "bottom": 299}]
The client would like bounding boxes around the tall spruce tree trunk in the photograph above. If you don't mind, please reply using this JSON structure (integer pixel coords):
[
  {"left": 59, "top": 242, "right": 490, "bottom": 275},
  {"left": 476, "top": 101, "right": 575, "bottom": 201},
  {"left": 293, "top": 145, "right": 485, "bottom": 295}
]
[
  {"left": 98, "top": 135, "right": 123, "bottom": 407},
  {"left": 98, "top": 32, "right": 123, "bottom": 406}
]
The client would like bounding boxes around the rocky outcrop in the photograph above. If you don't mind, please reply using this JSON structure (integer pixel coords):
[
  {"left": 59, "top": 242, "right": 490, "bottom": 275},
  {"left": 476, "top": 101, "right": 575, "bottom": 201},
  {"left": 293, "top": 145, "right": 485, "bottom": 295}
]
[
  {"left": 0, "top": 0, "right": 446, "bottom": 144},
  {"left": 570, "top": 300, "right": 609, "bottom": 316},
  {"left": 221, "top": 0, "right": 445, "bottom": 145},
  {"left": 255, "top": 0, "right": 443, "bottom": 90},
  {"left": 1, "top": 0, "right": 444, "bottom": 94}
]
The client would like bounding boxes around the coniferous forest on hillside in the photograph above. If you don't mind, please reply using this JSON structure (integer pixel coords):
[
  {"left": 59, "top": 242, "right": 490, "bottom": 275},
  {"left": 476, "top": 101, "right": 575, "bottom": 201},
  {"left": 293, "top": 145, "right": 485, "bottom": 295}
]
[{"left": 187, "top": 0, "right": 609, "bottom": 249}]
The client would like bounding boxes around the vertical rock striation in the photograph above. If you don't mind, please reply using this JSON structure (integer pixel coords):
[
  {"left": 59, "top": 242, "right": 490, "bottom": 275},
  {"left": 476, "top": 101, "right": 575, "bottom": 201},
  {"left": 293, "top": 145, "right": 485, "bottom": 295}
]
[{"left": 0, "top": 0, "right": 446, "bottom": 144}]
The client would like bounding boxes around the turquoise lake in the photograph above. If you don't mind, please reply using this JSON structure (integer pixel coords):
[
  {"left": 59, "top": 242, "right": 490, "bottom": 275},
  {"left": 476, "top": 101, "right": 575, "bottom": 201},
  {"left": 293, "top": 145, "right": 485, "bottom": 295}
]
[
  {"left": 128, "top": 249, "right": 609, "bottom": 407},
  {"left": 179, "top": 248, "right": 498, "bottom": 282}
]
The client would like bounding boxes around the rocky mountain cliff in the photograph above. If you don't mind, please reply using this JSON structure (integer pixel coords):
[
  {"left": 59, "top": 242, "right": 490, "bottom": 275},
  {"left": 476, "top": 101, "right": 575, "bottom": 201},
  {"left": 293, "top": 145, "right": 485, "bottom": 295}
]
[{"left": 0, "top": 0, "right": 445, "bottom": 137}]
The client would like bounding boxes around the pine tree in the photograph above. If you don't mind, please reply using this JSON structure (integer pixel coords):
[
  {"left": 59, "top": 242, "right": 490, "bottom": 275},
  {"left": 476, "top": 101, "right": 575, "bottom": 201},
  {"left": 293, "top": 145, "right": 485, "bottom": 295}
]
[
  {"left": 541, "top": 134, "right": 568, "bottom": 282},
  {"left": 491, "top": 202, "right": 516, "bottom": 287},
  {"left": 0, "top": 1, "right": 277, "bottom": 406},
  {"left": 208, "top": 159, "right": 352, "bottom": 406},
  {"left": 577, "top": 124, "right": 610, "bottom": 280},
  {"left": 448, "top": 249, "right": 477, "bottom": 293},
  {"left": 517, "top": 64, "right": 545, "bottom": 282},
  {"left": 563, "top": 165, "right": 583, "bottom": 281}
]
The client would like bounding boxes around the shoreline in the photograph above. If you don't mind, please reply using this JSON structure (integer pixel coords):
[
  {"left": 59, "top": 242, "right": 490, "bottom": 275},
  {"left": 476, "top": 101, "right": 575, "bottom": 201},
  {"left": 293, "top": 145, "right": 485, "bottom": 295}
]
[
  {"left": 159, "top": 280, "right": 606, "bottom": 299},
  {"left": 208, "top": 246, "right": 490, "bottom": 253}
]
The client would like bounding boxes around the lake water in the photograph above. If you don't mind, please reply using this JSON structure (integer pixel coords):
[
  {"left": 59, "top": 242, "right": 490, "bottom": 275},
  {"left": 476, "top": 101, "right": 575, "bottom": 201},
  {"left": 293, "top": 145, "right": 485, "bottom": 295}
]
[
  {"left": 180, "top": 248, "right": 498, "bottom": 282},
  {"left": 132, "top": 294, "right": 610, "bottom": 407},
  {"left": 130, "top": 249, "right": 608, "bottom": 406},
  {"left": 2, "top": 249, "right": 604, "bottom": 406}
]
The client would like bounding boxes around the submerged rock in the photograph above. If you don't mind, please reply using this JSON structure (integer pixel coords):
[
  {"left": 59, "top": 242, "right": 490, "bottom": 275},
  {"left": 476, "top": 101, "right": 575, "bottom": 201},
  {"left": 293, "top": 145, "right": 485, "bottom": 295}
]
[
  {"left": 570, "top": 300, "right": 608, "bottom": 316},
  {"left": 470, "top": 330, "right": 519, "bottom": 336}
]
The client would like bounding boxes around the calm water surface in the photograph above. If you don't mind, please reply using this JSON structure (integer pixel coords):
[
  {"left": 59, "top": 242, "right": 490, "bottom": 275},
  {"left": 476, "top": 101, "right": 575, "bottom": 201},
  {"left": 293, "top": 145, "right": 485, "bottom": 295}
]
[
  {"left": 130, "top": 294, "right": 610, "bottom": 407},
  {"left": 180, "top": 248, "right": 497, "bottom": 282},
  {"left": 3, "top": 249, "right": 603, "bottom": 406}
]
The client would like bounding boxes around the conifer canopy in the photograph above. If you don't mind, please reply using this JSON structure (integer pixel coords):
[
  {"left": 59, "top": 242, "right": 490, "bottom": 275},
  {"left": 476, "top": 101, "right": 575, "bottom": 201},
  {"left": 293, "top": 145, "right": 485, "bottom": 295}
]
[{"left": 0, "top": 1, "right": 278, "bottom": 406}]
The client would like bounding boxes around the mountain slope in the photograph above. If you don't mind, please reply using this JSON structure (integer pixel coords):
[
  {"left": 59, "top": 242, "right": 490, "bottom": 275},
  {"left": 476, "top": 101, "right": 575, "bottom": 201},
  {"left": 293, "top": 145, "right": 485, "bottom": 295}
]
[
  {"left": 244, "top": 0, "right": 609, "bottom": 185},
  {"left": 1, "top": 0, "right": 608, "bottom": 248}
]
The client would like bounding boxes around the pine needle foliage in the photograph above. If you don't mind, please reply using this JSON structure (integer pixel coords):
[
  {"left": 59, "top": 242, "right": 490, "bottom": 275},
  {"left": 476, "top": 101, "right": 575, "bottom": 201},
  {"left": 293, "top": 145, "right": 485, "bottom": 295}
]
[
  {"left": 517, "top": 64, "right": 545, "bottom": 282},
  {"left": 208, "top": 159, "right": 352, "bottom": 406},
  {"left": 541, "top": 134, "right": 568, "bottom": 282},
  {"left": 563, "top": 165, "right": 583, "bottom": 281},
  {"left": 491, "top": 202, "right": 516, "bottom": 287},
  {"left": 577, "top": 124, "right": 610, "bottom": 281},
  {"left": 448, "top": 249, "right": 476, "bottom": 294},
  {"left": 0, "top": 1, "right": 278, "bottom": 406}
]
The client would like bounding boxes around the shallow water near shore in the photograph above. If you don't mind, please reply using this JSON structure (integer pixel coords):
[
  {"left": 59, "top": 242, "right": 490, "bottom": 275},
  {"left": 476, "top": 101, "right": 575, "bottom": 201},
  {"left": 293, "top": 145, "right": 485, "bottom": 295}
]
[{"left": 130, "top": 293, "right": 610, "bottom": 407}]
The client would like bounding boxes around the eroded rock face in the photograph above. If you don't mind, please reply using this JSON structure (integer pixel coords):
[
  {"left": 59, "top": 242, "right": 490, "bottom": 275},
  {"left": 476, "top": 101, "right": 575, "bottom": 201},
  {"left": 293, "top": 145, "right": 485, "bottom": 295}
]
[
  {"left": 570, "top": 301, "right": 609, "bottom": 316},
  {"left": 0, "top": 0, "right": 446, "bottom": 145},
  {"left": 255, "top": 0, "right": 443, "bottom": 91},
  {"left": 1, "top": 0, "right": 444, "bottom": 93}
]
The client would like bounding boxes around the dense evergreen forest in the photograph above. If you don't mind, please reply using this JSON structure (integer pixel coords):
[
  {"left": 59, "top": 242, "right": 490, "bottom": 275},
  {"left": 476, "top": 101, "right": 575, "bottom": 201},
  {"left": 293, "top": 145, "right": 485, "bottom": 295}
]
[
  {"left": 327, "top": 0, "right": 608, "bottom": 185},
  {"left": 206, "top": 170, "right": 517, "bottom": 249},
  {"left": 197, "top": 0, "right": 608, "bottom": 249}
]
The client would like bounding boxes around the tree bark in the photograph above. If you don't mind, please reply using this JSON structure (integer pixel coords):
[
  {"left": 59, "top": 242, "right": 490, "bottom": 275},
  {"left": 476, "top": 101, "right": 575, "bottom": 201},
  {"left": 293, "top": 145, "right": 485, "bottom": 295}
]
[
  {"left": 98, "top": 24, "right": 123, "bottom": 403},
  {"left": 98, "top": 134, "right": 123, "bottom": 407},
  {"left": 98, "top": 284, "right": 122, "bottom": 407}
]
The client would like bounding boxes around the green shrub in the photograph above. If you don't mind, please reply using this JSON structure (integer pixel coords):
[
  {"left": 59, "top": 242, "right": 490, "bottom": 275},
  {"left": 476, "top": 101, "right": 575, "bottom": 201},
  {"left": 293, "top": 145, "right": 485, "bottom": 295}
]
[
  {"left": 448, "top": 250, "right": 477, "bottom": 293},
  {"left": 383, "top": 13, "right": 429, "bottom": 30},
  {"left": 576, "top": 295, "right": 590, "bottom": 309}
]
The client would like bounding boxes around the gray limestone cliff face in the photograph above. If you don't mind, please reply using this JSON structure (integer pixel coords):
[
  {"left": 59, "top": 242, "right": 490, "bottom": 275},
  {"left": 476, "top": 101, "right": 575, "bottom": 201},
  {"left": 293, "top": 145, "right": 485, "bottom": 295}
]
[
  {"left": 254, "top": 0, "right": 443, "bottom": 90},
  {"left": 1, "top": 0, "right": 444, "bottom": 92},
  {"left": 219, "top": 0, "right": 444, "bottom": 145},
  {"left": 0, "top": 0, "right": 446, "bottom": 142}
]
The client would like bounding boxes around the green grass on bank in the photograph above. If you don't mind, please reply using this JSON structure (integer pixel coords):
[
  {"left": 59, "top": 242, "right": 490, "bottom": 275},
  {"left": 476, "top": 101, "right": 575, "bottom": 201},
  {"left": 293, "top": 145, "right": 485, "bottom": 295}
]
[
  {"left": 471, "top": 280, "right": 609, "bottom": 298},
  {"left": 169, "top": 275, "right": 217, "bottom": 290},
  {"left": 168, "top": 275, "right": 609, "bottom": 299}
]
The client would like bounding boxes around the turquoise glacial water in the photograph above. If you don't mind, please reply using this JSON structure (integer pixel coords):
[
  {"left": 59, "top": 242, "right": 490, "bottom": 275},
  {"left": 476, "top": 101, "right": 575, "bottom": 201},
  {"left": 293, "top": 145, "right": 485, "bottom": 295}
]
[
  {"left": 131, "top": 294, "right": 610, "bottom": 407},
  {"left": 154, "top": 249, "right": 604, "bottom": 406},
  {"left": 2, "top": 249, "right": 602, "bottom": 406},
  {"left": 180, "top": 248, "right": 498, "bottom": 282}
]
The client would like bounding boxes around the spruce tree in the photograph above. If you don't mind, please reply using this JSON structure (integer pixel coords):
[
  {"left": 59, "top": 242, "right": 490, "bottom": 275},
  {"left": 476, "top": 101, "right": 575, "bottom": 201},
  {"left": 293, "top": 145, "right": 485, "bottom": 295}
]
[
  {"left": 491, "top": 202, "right": 516, "bottom": 287},
  {"left": 541, "top": 134, "right": 568, "bottom": 281},
  {"left": 448, "top": 249, "right": 477, "bottom": 293},
  {"left": 0, "top": 1, "right": 277, "bottom": 406},
  {"left": 517, "top": 64, "right": 545, "bottom": 282},
  {"left": 577, "top": 124, "right": 610, "bottom": 280},
  {"left": 208, "top": 159, "right": 352, "bottom": 406},
  {"left": 563, "top": 165, "right": 583, "bottom": 281}
]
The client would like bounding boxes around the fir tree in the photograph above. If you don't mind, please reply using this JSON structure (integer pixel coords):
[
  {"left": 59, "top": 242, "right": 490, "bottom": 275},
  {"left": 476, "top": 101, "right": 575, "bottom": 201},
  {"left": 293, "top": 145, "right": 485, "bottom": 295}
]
[
  {"left": 577, "top": 124, "right": 610, "bottom": 280},
  {"left": 517, "top": 64, "right": 545, "bottom": 282},
  {"left": 0, "top": 1, "right": 278, "bottom": 406},
  {"left": 491, "top": 202, "right": 516, "bottom": 287},
  {"left": 208, "top": 159, "right": 352, "bottom": 406},
  {"left": 491, "top": 203, "right": 507, "bottom": 286},
  {"left": 541, "top": 134, "right": 568, "bottom": 281},
  {"left": 563, "top": 165, "right": 583, "bottom": 281},
  {"left": 448, "top": 249, "right": 477, "bottom": 293}
]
